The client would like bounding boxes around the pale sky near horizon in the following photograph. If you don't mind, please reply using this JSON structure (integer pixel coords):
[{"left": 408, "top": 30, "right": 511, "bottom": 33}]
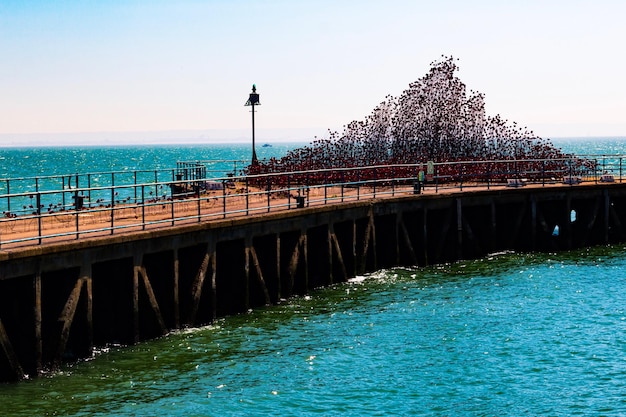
[{"left": 1, "top": 0, "right": 625, "bottom": 145}]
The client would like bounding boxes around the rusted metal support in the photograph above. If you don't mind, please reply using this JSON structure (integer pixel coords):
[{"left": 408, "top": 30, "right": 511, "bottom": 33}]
[
  {"left": 395, "top": 212, "right": 400, "bottom": 265},
  {"left": 352, "top": 220, "right": 357, "bottom": 276},
  {"left": 189, "top": 242, "right": 216, "bottom": 324},
  {"left": 361, "top": 208, "right": 377, "bottom": 273},
  {"left": 530, "top": 196, "right": 537, "bottom": 251},
  {"left": 210, "top": 250, "right": 217, "bottom": 321},
  {"left": 604, "top": 190, "right": 610, "bottom": 243},
  {"left": 243, "top": 245, "right": 250, "bottom": 310},
  {"left": 276, "top": 234, "right": 282, "bottom": 300},
  {"left": 461, "top": 213, "right": 482, "bottom": 256},
  {"left": 397, "top": 212, "right": 418, "bottom": 265},
  {"left": 327, "top": 226, "right": 334, "bottom": 285},
  {"left": 565, "top": 194, "right": 572, "bottom": 250},
  {"left": 34, "top": 269, "right": 42, "bottom": 375},
  {"left": 133, "top": 260, "right": 139, "bottom": 343},
  {"left": 245, "top": 241, "right": 271, "bottom": 305},
  {"left": 82, "top": 262, "right": 93, "bottom": 357},
  {"left": 288, "top": 232, "right": 307, "bottom": 293},
  {"left": 609, "top": 204, "right": 624, "bottom": 240},
  {"left": 0, "top": 319, "right": 23, "bottom": 380},
  {"left": 456, "top": 198, "right": 463, "bottom": 260},
  {"left": 423, "top": 207, "right": 429, "bottom": 265},
  {"left": 173, "top": 249, "right": 180, "bottom": 328},
  {"left": 581, "top": 197, "right": 600, "bottom": 247},
  {"left": 303, "top": 232, "right": 309, "bottom": 290},
  {"left": 434, "top": 207, "right": 453, "bottom": 263},
  {"left": 490, "top": 200, "right": 497, "bottom": 252},
  {"left": 508, "top": 201, "right": 527, "bottom": 248},
  {"left": 536, "top": 206, "right": 549, "bottom": 233},
  {"left": 55, "top": 278, "right": 85, "bottom": 367},
  {"left": 136, "top": 264, "right": 167, "bottom": 335},
  {"left": 329, "top": 223, "right": 348, "bottom": 282}
]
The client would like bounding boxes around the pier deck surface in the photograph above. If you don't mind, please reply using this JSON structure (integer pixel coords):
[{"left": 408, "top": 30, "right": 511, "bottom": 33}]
[{"left": 0, "top": 180, "right": 611, "bottom": 255}]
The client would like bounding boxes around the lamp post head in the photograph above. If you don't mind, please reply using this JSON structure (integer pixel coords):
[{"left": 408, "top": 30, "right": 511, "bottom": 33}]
[{"left": 245, "top": 84, "right": 260, "bottom": 106}]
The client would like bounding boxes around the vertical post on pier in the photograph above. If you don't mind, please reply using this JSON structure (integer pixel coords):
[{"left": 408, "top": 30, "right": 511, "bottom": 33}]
[{"left": 244, "top": 84, "right": 261, "bottom": 166}]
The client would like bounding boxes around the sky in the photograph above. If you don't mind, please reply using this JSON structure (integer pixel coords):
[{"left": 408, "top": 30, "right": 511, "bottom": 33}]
[{"left": 0, "top": 0, "right": 625, "bottom": 146}]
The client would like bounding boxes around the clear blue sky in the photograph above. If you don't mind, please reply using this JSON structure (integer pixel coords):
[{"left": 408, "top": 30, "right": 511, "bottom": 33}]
[{"left": 1, "top": 0, "right": 624, "bottom": 145}]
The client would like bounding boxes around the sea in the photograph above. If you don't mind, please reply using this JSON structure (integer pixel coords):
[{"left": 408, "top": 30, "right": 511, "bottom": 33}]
[{"left": 1, "top": 137, "right": 626, "bottom": 416}]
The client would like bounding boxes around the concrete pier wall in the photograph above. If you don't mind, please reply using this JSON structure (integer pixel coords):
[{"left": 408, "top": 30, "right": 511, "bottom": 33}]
[{"left": 1, "top": 184, "right": 625, "bottom": 381}]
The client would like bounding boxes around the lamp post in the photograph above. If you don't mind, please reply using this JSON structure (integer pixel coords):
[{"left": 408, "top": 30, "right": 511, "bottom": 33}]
[{"left": 245, "top": 84, "right": 260, "bottom": 165}]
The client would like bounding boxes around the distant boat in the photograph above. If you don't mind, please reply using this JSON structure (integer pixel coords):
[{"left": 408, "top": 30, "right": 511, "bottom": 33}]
[{"left": 262, "top": 143, "right": 272, "bottom": 147}]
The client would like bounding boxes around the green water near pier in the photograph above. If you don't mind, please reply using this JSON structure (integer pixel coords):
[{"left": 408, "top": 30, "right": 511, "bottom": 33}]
[{"left": 2, "top": 246, "right": 626, "bottom": 416}]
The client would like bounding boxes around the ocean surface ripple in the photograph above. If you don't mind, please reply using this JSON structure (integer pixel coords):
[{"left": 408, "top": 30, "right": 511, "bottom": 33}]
[{"left": 2, "top": 247, "right": 626, "bottom": 416}]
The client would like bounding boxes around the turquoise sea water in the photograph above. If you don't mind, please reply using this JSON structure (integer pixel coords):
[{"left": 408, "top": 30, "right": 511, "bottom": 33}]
[
  {"left": 1, "top": 137, "right": 626, "bottom": 416},
  {"left": 0, "top": 142, "right": 299, "bottom": 180}
]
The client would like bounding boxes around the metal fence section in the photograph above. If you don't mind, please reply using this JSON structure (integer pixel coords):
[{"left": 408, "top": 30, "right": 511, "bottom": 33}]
[{"left": 0, "top": 156, "right": 622, "bottom": 248}]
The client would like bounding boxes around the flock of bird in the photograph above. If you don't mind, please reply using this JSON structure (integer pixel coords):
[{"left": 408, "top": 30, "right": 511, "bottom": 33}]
[{"left": 247, "top": 56, "right": 592, "bottom": 186}]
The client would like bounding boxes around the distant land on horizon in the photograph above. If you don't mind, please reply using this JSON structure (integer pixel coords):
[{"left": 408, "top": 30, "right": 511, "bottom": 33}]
[
  {"left": 0, "top": 128, "right": 326, "bottom": 148},
  {"left": 0, "top": 128, "right": 623, "bottom": 148}
]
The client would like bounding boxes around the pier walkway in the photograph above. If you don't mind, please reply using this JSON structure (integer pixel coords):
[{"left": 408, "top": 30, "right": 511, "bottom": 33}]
[{"left": 0, "top": 156, "right": 621, "bottom": 250}]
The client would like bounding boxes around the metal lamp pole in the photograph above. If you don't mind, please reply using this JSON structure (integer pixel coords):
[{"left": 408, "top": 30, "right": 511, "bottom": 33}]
[{"left": 245, "top": 84, "right": 260, "bottom": 165}]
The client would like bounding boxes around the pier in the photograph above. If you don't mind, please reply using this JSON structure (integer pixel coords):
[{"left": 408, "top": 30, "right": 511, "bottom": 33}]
[{"left": 0, "top": 158, "right": 625, "bottom": 382}]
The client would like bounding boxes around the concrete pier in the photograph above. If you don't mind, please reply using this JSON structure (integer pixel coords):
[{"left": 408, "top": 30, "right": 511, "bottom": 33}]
[{"left": 0, "top": 183, "right": 625, "bottom": 381}]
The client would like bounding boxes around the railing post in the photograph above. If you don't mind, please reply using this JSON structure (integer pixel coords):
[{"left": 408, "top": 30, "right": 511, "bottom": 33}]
[
  {"left": 134, "top": 171, "right": 138, "bottom": 205},
  {"left": 74, "top": 190, "right": 80, "bottom": 239},
  {"left": 542, "top": 161, "right": 545, "bottom": 187},
  {"left": 6, "top": 179, "right": 10, "bottom": 214},
  {"left": 373, "top": 168, "right": 377, "bottom": 198},
  {"left": 459, "top": 164, "right": 463, "bottom": 191},
  {"left": 87, "top": 174, "right": 92, "bottom": 207},
  {"left": 287, "top": 174, "right": 291, "bottom": 208},
  {"left": 341, "top": 171, "right": 345, "bottom": 202},
  {"left": 324, "top": 171, "right": 328, "bottom": 204},
  {"left": 266, "top": 177, "right": 271, "bottom": 213},
  {"left": 154, "top": 170, "right": 158, "bottom": 201},
  {"left": 245, "top": 176, "right": 249, "bottom": 215},
  {"left": 222, "top": 179, "right": 227, "bottom": 219},
  {"left": 306, "top": 172, "right": 310, "bottom": 207},
  {"left": 110, "top": 176, "right": 115, "bottom": 235},
  {"left": 197, "top": 184, "right": 201, "bottom": 222},
  {"left": 569, "top": 158, "right": 573, "bottom": 185},
  {"left": 141, "top": 184, "right": 146, "bottom": 230},
  {"left": 37, "top": 193, "right": 42, "bottom": 245},
  {"left": 170, "top": 186, "right": 175, "bottom": 226}
]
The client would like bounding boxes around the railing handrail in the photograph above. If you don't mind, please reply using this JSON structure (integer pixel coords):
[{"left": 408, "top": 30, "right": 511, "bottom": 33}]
[{"left": 0, "top": 155, "right": 622, "bottom": 249}]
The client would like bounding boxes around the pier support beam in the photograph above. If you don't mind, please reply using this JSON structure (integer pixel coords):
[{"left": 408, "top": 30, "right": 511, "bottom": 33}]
[
  {"left": 329, "top": 223, "right": 348, "bottom": 282},
  {"left": 133, "top": 254, "right": 167, "bottom": 343},
  {"left": 0, "top": 319, "right": 23, "bottom": 380},
  {"left": 189, "top": 241, "right": 217, "bottom": 324},
  {"left": 245, "top": 237, "right": 271, "bottom": 306}
]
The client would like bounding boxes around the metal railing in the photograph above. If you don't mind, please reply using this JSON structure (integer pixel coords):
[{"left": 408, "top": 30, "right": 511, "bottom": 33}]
[{"left": 0, "top": 155, "right": 621, "bottom": 248}]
